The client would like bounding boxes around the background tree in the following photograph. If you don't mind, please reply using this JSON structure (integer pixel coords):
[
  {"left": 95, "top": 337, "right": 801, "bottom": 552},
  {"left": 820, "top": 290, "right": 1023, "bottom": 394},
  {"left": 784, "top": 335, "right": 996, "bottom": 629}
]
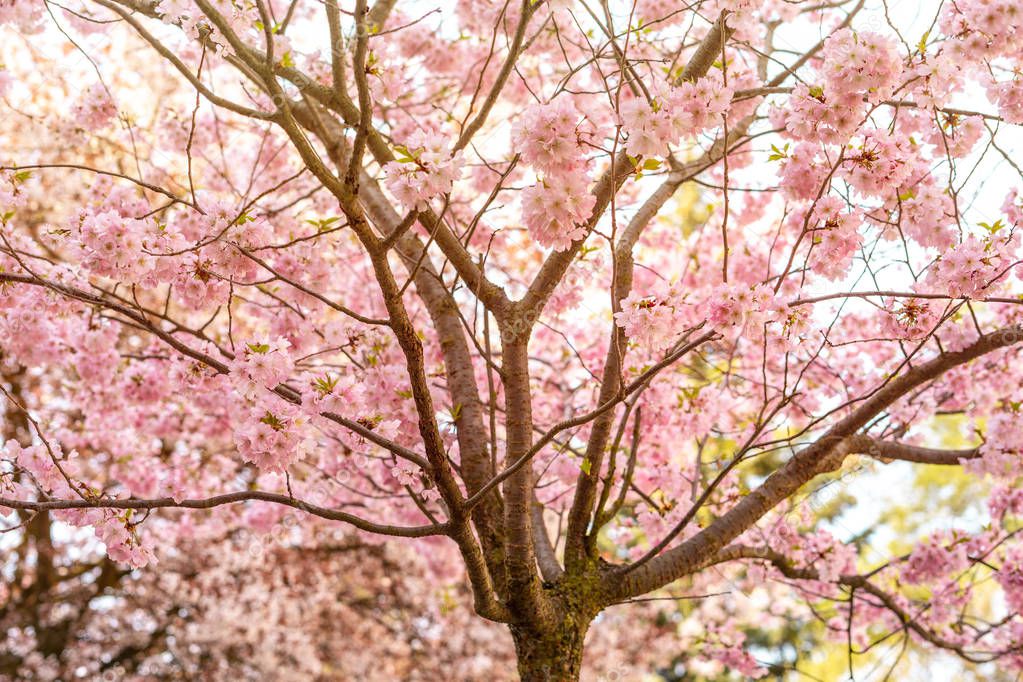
[{"left": 2, "top": 0, "right": 1023, "bottom": 679}]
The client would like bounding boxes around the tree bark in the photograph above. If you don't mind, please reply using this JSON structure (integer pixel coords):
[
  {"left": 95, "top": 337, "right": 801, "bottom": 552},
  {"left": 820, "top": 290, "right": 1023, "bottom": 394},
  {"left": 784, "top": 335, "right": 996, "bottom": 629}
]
[{"left": 511, "top": 621, "right": 588, "bottom": 682}]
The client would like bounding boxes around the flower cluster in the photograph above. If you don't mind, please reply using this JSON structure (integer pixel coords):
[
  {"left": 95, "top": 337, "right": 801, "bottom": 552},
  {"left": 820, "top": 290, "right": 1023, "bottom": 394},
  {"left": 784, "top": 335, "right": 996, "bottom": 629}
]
[
  {"left": 909, "top": 53, "right": 964, "bottom": 109},
  {"left": 234, "top": 404, "right": 311, "bottom": 474},
  {"left": 806, "top": 198, "right": 863, "bottom": 280},
  {"left": 967, "top": 411, "right": 1023, "bottom": 478},
  {"left": 0, "top": 286, "right": 66, "bottom": 366},
  {"left": 391, "top": 464, "right": 418, "bottom": 487},
  {"left": 512, "top": 98, "right": 587, "bottom": 173},
  {"left": 878, "top": 296, "right": 941, "bottom": 340},
  {"left": 614, "top": 288, "right": 686, "bottom": 352},
  {"left": 0, "top": 470, "right": 28, "bottom": 519},
  {"left": 303, "top": 372, "right": 368, "bottom": 417},
  {"left": 893, "top": 180, "right": 956, "bottom": 250},
  {"left": 74, "top": 324, "right": 121, "bottom": 384},
  {"left": 231, "top": 337, "right": 294, "bottom": 395},
  {"left": 774, "top": 83, "right": 864, "bottom": 145},
  {"left": 173, "top": 256, "right": 232, "bottom": 309},
  {"left": 96, "top": 512, "right": 158, "bottom": 568},
  {"left": 819, "top": 29, "right": 902, "bottom": 104},
  {"left": 383, "top": 130, "right": 464, "bottom": 211},
  {"left": 619, "top": 95, "right": 672, "bottom": 158},
  {"left": 70, "top": 83, "right": 118, "bottom": 131},
  {"left": 777, "top": 142, "right": 831, "bottom": 200},
  {"left": 987, "top": 78, "right": 1023, "bottom": 125},
  {"left": 619, "top": 72, "right": 733, "bottom": 158},
  {"left": 76, "top": 210, "right": 156, "bottom": 284},
  {"left": 4, "top": 440, "right": 68, "bottom": 493},
  {"left": 997, "top": 546, "right": 1023, "bottom": 614},
  {"left": 927, "top": 235, "right": 1003, "bottom": 299},
  {"left": 521, "top": 173, "right": 595, "bottom": 251},
  {"left": 515, "top": 98, "right": 598, "bottom": 250},
  {"left": 843, "top": 130, "right": 914, "bottom": 198},
  {"left": 0, "top": 0, "right": 44, "bottom": 31},
  {"left": 706, "top": 282, "right": 777, "bottom": 334},
  {"left": 941, "top": 0, "right": 1023, "bottom": 60},
  {"left": 989, "top": 484, "right": 1023, "bottom": 519},
  {"left": 902, "top": 532, "right": 968, "bottom": 584}
]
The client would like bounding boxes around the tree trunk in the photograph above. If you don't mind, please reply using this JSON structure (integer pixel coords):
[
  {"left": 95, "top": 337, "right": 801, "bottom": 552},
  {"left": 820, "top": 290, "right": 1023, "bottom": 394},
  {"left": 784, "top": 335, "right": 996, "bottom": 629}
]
[{"left": 511, "top": 621, "right": 588, "bottom": 682}]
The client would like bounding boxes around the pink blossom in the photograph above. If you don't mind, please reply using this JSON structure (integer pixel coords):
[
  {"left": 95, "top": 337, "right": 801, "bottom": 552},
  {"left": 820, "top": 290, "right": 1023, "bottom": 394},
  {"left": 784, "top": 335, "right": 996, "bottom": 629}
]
[
  {"left": 70, "top": 83, "right": 118, "bottom": 131},
  {"left": 998, "top": 547, "right": 1023, "bottom": 614},
  {"left": 843, "top": 130, "right": 915, "bottom": 198},
  {"left": 806, "top": 198, "right": 863, "bottom": 281},
  {"left": 383, "top": 130, "right": 463, "bottom": 211},
  {"left": 0, "top": 0, "right": 44, "bottom": 31},
  {"left": 706, "top": 282, "right": 776, "bottom": 334},
  {"left": 391, "top": 465, "right": 417, "bottom": 486},
  {"left": 4, "top": 441, "right": 66, "bottom": 492},
  {"left": 231, "top": 337, "right": 294, "bottom": 393},
  {"left": 894, "top": 180, "right": 956, "bottom": 250},
  {"left": 777, "top": 142, "right": 831, "bottom": 200},
  {"left": 234, "top": 405, "right": 310, "bottom": 474},
  {"left": 775, "top": 83, "right": 865, "bottom": 144},
  {"left": 820, "top": 29, "right": 902, "bottom": 104},
  {"left": 909, "top": 53, "right": 964, "bottom": 109},
  {"left": 902, "top": 533, "right": 969, "bottom": 584},
  {"left": 878, "top": 297, "right": 941, "bottom": 340},
  {"left": 988, "top": 78, "right": 1023, "bottom": 124},
  {"left": 614, "top": 290, "right": 684, "bottom": 351},
  {"left": 927, "top": 235, "right": 1003, "bottom": 299},
  {"left": 512, "top": 98, "right": 588, "bottom": 173},
  {"left": 521, "top": 173, "right": 595, "bottom": 250},
  {"left": 96, "top": 512, "right": 158, "bottom": 568}
]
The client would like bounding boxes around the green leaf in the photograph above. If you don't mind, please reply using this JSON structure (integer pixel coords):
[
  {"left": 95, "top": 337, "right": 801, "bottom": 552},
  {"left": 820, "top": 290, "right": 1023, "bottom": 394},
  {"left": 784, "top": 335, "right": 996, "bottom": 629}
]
[
  {"left": 979, "top": 219, "right": 1005, "bottom": 234},
  {"left": 305, "top": 216, "right": 342, "bottom": 232},
  {"left": 580, "top": 458, "right": 592, "bottom": 475},
  {"left": 767, "top": 142, "right": 790, "bottom": 162},
  {"left": 260, "top": 411, "right": 286, "bottom": 431},
  {"left": 918, "top": 30, "right": 930, "bottom": 55},
  {"left": 247, "top": 342, "right": 270, "bottom": 354},
  {"left": 680, "top": 385, "right": 702, "bottom": 402},
  {"left": 313, "top": 374, "right": 339, "bottom": 395},
  {"left": 394, "top": 144, "right": 417, "bottom": 163},
  {"left": 642, "top": 158, "right": 661, "bottom": 171}
]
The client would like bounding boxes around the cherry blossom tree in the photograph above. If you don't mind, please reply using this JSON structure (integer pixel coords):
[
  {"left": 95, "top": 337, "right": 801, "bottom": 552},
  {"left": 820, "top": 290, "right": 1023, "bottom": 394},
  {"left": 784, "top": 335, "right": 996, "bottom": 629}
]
[{"left": 3, "top": 0, "right": 1023, "bottom": 678}]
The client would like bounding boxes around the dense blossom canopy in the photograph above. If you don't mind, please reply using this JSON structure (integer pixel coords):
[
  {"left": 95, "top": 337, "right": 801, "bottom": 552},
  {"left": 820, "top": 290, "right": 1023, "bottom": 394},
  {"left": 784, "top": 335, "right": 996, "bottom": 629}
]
[{"left": 2, "top": 0, "right": 1023, "bottom": 679}]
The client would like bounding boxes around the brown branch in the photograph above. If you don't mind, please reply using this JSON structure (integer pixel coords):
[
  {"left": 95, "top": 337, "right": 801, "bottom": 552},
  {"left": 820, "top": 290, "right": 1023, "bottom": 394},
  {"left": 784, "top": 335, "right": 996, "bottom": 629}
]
[
  {"left": 454, "top": 0, "right": 535, "bottom": 152},
  {"left": 560, "top": 13, "right": 738, "bottom": 568},
  {"left": 698, "top": 544, "right": 1003, "bottom": 663},
  {"left": 848, "top": 435, "right": 981, "bottom": 466},
  {"left": 0, "top": 272, "right": 430, "bottom": 471},
  {"left": 285, "top": 98, "right": 512, "bottom": 619},
  {"left": 610, "top": 324, "right": 1023, "bottom": 600},
  {"left": 0, "top": 491, "right": 445, "bottom": 537}
]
